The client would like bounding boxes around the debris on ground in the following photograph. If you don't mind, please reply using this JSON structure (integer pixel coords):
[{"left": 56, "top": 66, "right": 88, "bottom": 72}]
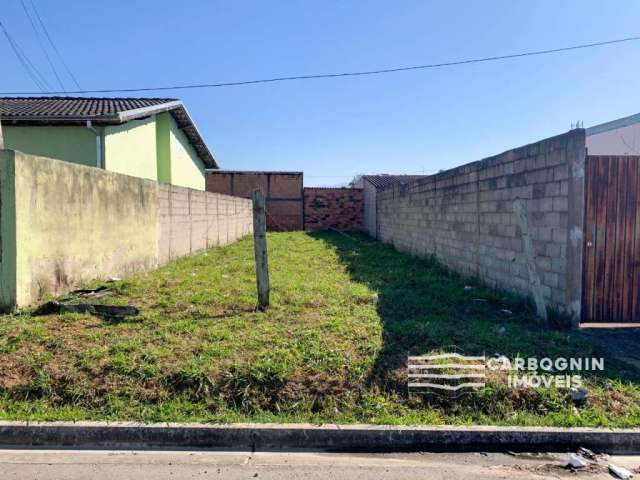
[
  {"left": 34, "top": 301, "right": 139, "bottom": 318},
  {"left": 578, "top": 447, "right": 596, "bottom": 461},
  {"left": 571, "top": 387, "right": 589, "bottom": 405},
  {"left": 567, "top": 453, "right": 588, "bottom": 469},
  {"left": 464, "top": 285, "right": 474, "bottom": 291},
  {"left": 492, "top": 352, "right": 510, "bottom": 366},
  {"left": 510, "top": 462, "right": 604, "bottom": 476},
  {"left": 70, "top": 285, "right": 112, "bottom": 298},
  {"left": 504, "top": 452, "right": 558, "bottom": 461},
  {"left": 371, "top": 293, "right": 379, "bottom": 304},
  {"left": 609, "top": 464, "right": 634, "bottom": 479},
  {"left": 497, "top": 326, "right": 506, "bottom": 335},
  {"left": 472, "top": 298, "right": 487, "bottom": 302},
  {"left": 499, "top": 308, "right": 513, "bottom": 315},
  {"left": 106, "top": 277, "right": 121, "bottom": 282}
]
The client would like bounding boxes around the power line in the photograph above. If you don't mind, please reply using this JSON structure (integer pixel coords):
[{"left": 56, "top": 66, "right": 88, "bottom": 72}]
[
  {"left": 9, "top": 28, "right": 52, "bottom": 90},
  {"left": 306, "top": 170, "right": 436, "bottom": 178},
  {"left": 20, "top": 0, "right": 66, "bottom": 91},
  {"left": 29, "top": 0, "right": 82, "bottom": 90},
  {"left": 0, "top": 21, "right": 41, "bottom": 90},
  {"left": 307, "top": 175, "right": 419, "bottom": 178},
  {"left": 0, "top": 34, "right": 638, "bottom": 96},
  {"left": 0, "top": 19, "right": 49, "bottom": 91}
]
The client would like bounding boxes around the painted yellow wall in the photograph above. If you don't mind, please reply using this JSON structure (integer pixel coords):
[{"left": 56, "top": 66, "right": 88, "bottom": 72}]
[
  {"left": 104, "top": 117, "right": 158, "bottom": 181},
  {"left": 0, "top": 150, "right": 247, "bottom": 309},
  {"left": 10, "top": 151, "right": 159, "bottom": 307},
  {"left": 168, "top": 116, "right": 206, "bottom": 190},
  {"left": 3, "top": 126, "right": 96, "bottom": 167}
]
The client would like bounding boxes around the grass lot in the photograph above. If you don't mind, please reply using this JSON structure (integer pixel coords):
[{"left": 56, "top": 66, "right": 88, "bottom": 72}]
[{"left": 0, "top": 231, "right": 639, "bottom": 426}]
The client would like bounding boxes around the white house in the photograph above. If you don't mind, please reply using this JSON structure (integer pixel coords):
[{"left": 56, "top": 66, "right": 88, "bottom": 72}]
[{"left": 586, "top": 112, "right": 640, "bottom": 155}]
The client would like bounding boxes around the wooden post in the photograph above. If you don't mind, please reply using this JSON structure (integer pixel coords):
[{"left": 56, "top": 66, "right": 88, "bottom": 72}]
[
  {"left": 0, "top": 118, "right": 4, "bottom": 150},
  {"left": 252, "top": 189, "right": 270, "bottom": 310}
]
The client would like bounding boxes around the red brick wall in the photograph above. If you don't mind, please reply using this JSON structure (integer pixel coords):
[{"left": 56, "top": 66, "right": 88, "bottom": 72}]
[
  {"left": 303, "top": 188, "right": 363, "bottom": 232},
  {"left": 206, "top": 171, "right": 303, "bottom": 231},
  {"left": 205, "top": 173, "right": 233, "bottom": 195}
]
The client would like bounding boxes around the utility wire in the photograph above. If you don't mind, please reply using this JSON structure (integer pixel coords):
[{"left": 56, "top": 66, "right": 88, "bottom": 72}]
[
  {"left": 306, "top": 171, "right": 435, "bottom": 178},
  {"left": 0, "top": 34, "right": 639, "bottom": 96},
  {"left": 9, "top": 27, "right": 52, "bottom": 90},
  {"left": 0, "top": 19, "right": 48, "bottom": 91},
  {"left": 29, "top": 0, "right": 82, "bottom": 90},
  {"left": 20, "top": 0, "right": 66, "bottom": 91}
]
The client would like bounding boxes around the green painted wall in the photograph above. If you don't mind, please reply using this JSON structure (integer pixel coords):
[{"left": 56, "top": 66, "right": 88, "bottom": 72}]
[
  {"left": 155, "top": 113, "right": 171, "bottom": 183},
  {"left": 0, "top": 151, "right": 17, "bottom": 311},
  {"left": 168, "top": 116, "right": 206, "bottom": 190},
  {"left": 104, "top": 117, "right": 158, "bottom": 181},
  {"left": 3, "top": 126, "right": 96, "bottom": 167}
]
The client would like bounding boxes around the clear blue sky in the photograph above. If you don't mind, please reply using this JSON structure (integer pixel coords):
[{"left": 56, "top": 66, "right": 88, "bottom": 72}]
[{"left": 1, "top": 1, "right": 639, "bottom": 185}]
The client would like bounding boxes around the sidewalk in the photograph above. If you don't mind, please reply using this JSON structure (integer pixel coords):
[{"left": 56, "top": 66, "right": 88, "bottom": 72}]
[{"left": 0, "top": 449, "right": 634, "bottom": 480}]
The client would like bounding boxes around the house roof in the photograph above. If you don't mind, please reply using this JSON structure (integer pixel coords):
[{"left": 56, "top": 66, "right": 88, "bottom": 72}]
[
  {"left": 207, "top": 170, "right": 303, "bottom": 175},
  {"left": 0, "top": 97, "right": 217, "bottom": 168},
  {"left": 362, "top": 174, "right": 428, "bottom": 189}
]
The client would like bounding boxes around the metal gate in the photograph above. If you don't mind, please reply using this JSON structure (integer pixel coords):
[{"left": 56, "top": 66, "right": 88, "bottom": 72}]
[{"left": 582, "top": 155, "right": 640, "bottom": 323}]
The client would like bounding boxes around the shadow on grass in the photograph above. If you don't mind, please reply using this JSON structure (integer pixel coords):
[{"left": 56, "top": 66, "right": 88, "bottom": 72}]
[{"left": 308, "top": 231, "right": 640, "bottom": 389}]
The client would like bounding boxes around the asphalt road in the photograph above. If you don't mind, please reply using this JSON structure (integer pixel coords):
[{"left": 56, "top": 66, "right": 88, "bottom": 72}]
[{"left": 0, "top": 449, "right": 638, "bottom": 479}]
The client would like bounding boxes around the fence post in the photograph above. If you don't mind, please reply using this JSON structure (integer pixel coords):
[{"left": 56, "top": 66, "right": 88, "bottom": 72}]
[
  {"left": 252, "top": 189, "right": 270, "bottom": 310},
  {"left": 0, "top": 118, "right": 4, "bottom": 149}
]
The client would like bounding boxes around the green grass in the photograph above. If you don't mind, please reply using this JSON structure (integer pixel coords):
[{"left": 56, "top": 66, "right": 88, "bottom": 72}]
[{"left": 0, "top": 231, "right": 638, "bottom": 426}]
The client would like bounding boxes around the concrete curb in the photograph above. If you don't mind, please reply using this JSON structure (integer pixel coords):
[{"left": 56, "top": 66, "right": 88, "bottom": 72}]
[{"left": 0, "top": 422, "right": 639, "bottom": 453}]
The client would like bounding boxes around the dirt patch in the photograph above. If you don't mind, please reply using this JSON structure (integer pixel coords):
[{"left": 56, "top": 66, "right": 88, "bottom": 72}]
[{"left": 504, "top": 462, "right": 607, "bottom": 476}]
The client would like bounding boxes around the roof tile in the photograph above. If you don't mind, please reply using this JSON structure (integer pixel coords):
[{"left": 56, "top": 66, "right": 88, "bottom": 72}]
[
  {"left": 0, "top": 97, "right": 177, "bottom": 119},
  {"left": 362, "top": 174, "right": 427, "bottom": 189}
]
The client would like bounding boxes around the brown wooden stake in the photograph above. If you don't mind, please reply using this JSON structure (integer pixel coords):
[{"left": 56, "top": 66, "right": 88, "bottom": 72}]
[{"left": 252, "top": 188, "right": 270, "bottom": 310}]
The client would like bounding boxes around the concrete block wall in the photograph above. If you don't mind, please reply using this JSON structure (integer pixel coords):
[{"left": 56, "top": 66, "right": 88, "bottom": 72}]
[
  {"left": 303, "top": 187, "right": 364, "bottom": 232},
  {"left": 376, "top": 130, "right": 586, "bottom": 317},
  {"left": 206, "top": 171, "right": 303, "bottom": 231},
  {"left": 362, "top": 181, "right": 378, "bottom": 238},
  {"left": 158, "top": 184, "right": 252, "bottom": 264}
]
